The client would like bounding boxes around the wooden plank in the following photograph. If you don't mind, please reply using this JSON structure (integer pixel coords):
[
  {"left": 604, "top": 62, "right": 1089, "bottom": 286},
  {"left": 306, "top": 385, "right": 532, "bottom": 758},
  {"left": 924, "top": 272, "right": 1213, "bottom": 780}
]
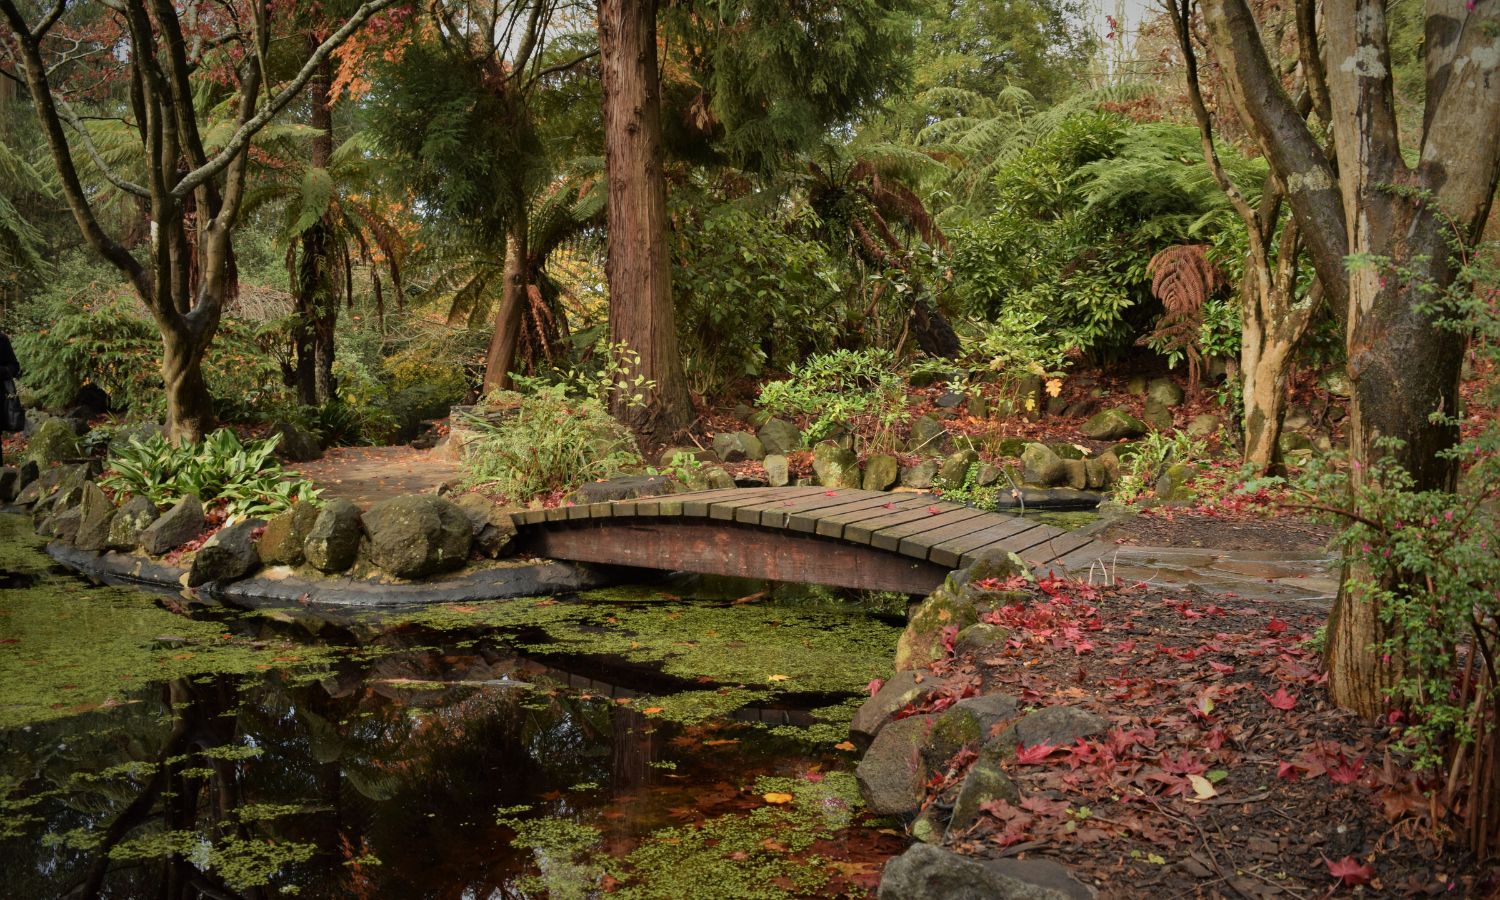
[
  {"left": 1052, "top": 542, "right": 1115, "bottom": 574},
  {"left": 566, "top": 502, "right": 595, "bottom": 521},
  {"left": 544, "top": 505, "right": 572, "bottom": 523},
  {"left": 893, "top": 511, "right": 1007, "bottom": 559},
  {"left": 772, "top": 490, "right": 887, "bottom": 531},
  {"left": 730, "top": 487, "right": 837, "bottom": 524},
  {"left": 1011, "top": 530, "right": 1099, "bottom": 569},
  {"left": 680, "top": 487, "right": 785, "bottom": 518},
  {"left": 786, "top": 493, "right": 927, "bottom": 535},
  {"left": 928, "top": 519, "right": 1045, "bottom": 569},
  {"left": 904, "top": 514, "right": 1036, "bottom": 564},
  {"left": 707, "top": 487, "right": 822, "bottom": 521},
  {"left": 870, "top": 507, "right": 993, "bottom": 551},
  {"left": 842, "top": 500, "right": 966, "bottom": 544},
  {"left": 792, "top": 494, "right": 919, "bottom": 535},
  {"left": 977, "top": 523, "right": 1070, "bottom": 561},
  {"left": 513, "top": 519, "right": 946, "bottom": 595}
]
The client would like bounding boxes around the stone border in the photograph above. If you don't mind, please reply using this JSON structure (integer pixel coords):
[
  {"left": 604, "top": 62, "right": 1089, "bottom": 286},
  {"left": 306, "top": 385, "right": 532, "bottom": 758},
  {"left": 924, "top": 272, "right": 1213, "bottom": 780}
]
[{"left": 46, "top": 541, "right": 627, "bottom": 609}]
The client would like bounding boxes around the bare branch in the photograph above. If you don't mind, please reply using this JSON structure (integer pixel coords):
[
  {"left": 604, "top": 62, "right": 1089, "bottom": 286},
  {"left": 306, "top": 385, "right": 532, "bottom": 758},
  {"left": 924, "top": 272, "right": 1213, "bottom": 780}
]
[{"left": 54, "top": 97, "right": 152, "bottom": 197}]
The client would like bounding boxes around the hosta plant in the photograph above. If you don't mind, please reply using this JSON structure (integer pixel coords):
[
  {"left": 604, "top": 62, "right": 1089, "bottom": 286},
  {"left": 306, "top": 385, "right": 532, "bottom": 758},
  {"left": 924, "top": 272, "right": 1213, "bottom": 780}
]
[{"left": 101, "top": 429, "right": 320, "bottom": 520}]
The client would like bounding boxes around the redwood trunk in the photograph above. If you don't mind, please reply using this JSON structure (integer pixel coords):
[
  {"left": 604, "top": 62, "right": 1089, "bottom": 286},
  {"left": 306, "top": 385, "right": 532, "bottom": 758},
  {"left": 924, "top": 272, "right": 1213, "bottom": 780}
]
[
  {"left": 482, "top": 221, "right": 528, "bottom": 393},
  {"left": 598, "top": 0, "right": 694, "bottom": 441}
]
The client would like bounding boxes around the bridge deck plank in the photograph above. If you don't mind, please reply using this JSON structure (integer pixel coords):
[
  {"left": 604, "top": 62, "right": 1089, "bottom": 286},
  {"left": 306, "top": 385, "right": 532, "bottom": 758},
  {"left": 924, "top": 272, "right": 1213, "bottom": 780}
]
[
  {"left": 870, "top": 507, "right": 993, "bottom": 552},
  {"left": 811, "top": 495, "right": 942, "bottom": 538},
  {"left": 706, "top": 487, "right": 825, "bottom": 521},
  {"left": 733, "top": 488, "right": 851, "bottom": 524},
  {"left": 781, "top": 491, "right": 896, "bottom": 532},
  {"left": 678, "top": 488, "right": 773, "bottom": 517},
  {"left": 895, "top": 513, "right": 1008, "bottom": 560},
  {"left": 1008, "top": 530, "right": 1099, "bottom": 570},
  {"left": 928, "top": 520, "right": 1047, "bottom": 568},
  {"left": 793, "top": 494, "right": 932, "bottom": 537},
  {"left": 844, "top": 501, "right": 966, "bottom": 545}
]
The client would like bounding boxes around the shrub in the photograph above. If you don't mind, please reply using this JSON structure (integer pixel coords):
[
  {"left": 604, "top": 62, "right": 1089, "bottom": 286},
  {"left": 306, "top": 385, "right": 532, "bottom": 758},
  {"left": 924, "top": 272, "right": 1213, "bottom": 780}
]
[
  {"left": 459, "top": 384, "right": 642, "bottom": 503},
  {"left": 756, "top": 348, "right": 910, "bottom": 451},
  {"left": 100, "top": 429, "right": 320, "bottom": 519}
]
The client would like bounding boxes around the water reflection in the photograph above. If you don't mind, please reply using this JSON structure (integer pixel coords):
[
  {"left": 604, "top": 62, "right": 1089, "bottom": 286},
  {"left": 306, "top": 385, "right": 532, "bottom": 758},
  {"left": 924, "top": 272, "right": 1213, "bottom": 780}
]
[{"left": 1, "top": 621, "right": 879, "bottom": 898}]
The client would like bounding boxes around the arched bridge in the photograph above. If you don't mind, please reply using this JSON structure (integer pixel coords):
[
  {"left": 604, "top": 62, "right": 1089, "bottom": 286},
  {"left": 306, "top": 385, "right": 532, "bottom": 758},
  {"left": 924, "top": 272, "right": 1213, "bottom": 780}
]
[{"left": 510, "top": 487, "right": 1110, "bottom": 595}]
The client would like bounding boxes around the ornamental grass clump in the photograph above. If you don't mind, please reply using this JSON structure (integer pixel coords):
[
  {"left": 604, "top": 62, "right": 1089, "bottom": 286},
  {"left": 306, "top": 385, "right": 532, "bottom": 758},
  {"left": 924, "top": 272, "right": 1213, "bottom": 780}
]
[{"left": 459, "top": 383, "right": 642, "bottom": 503}]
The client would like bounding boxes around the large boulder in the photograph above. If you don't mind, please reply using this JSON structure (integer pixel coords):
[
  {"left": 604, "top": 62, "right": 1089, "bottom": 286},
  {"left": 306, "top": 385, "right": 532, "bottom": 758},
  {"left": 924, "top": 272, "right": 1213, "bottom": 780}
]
[
  {"left": 1142, "top": 399, "right": 1174, "bottom": 432},
  {"left": 895, "top": 587, "right": 979, "bottom": 671},
  {"left": 139, "top": 495, "right": 205, "bottom": 556},
  {"left": 72, "top": 483, "right": 117, "bottom": 551},
  {"left": 188, "top": 519, "right": 264, "bottom": 586},
  {"left": 878, "top": 844, "right": 1096, "bottom": 900},
  {"left": 812, "top": 441, "right": 860, "bottom": 488},
  {"left": 1146, "top": 377, "right": 1185, "bottom": 407},
  {"left": 1079, "top": 408, "right": 1147, "bottom": 441},
  {"left": 269, "top": 421, "right": 323, "bottom": 462},
  {"left": 939, "top": 449, "right": 979, "bottom": 487},
  {"left": 712, "top": 431, "right": 765, "bottom": 463},
  {"left": 863, "top": 453, "right": 900, "bottom": 491},
  {"left": 855, "top": 714, "right": 934, "bottom": 816},
  {"left": 107, "top": 422, "right": 166, "bottom": 456},
  {"left": 107, "top": 495, "right": 159, "bottom": 551},
  {"left": 363, "top": 494, "right": 473, "bottom": 578},
  {"left": 451, "top": 493, "right": 518, "bottom": 558},
  {"left": 26, "top": 417, "right": 82, "bottom": 466},
  {"left": 907, "top": 416, "right": 949, "bottom": 454},
  {"left": 1186, "top": 413, "right": 1221, "bottom": 438},
  {"left": 303, "top": 499, "right": 363, "bottom": 573},
  {"left": 256, "top": 502, "right": 321, "bottom": 566},
  {"left": 756, "top": 418, "right": 802, "bottom": 456},
  {"left": 850, "top": 670, "right": 944, "bottom": 748},
  {"left": 1021, "top": 443, "right": 1066, "bottom": 486}
]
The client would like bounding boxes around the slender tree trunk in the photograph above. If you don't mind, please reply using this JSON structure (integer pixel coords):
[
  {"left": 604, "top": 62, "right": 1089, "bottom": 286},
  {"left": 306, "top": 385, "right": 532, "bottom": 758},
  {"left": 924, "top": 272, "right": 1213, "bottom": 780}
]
[
  {"left": 1239, "top": 333, "right": 1289, "bottom": 473},
  {"left": 482, "top": 221, "right": 528, "bottom": 393},
  {"left": 598, "top": 0, "right": 694, "bottom": 442},
  {"left": 303, "top": 46, "right": 338, "bottom": 405}
]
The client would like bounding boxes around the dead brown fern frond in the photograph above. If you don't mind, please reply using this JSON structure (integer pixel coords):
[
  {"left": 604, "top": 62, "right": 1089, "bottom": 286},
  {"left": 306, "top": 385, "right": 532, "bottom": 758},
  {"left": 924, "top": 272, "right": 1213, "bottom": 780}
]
[{"left": 1143, "top": 244, "right": 1225, "bottom": 393}]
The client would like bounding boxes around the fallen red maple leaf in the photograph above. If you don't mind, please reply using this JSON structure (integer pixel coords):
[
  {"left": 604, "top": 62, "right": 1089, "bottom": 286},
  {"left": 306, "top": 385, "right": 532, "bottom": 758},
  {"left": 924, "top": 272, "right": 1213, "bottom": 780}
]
[
  {"left": 1325, "top": 855, "right": 1374, "bottom": 886},
  {"left": 1328, "top": 755, "right": 1366, "bottom": 785},
  {"left": 1277, "top": 760, "right": 1299, "bottom": 780},
  {"left": 1014, "top": 742, "right": 1061, "bottom": 764},
  {"left": 1263, "top": 687, "right": 1298, "bottom": 710},
  {"left": 1268, "top": 616, "right": 1289, "bottom": 634}
]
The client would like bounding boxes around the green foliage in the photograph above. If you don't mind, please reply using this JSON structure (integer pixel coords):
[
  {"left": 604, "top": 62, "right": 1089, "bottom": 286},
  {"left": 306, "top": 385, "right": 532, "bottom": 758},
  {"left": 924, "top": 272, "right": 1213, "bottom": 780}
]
[
  {"left": 459, "top": 385, "right": 642, "bottom": 503},
  {"left": 673, "top": 192, "right": 842, "bottom": 395},
  {"left": 100, "top": 429, "right": 319, "bottom": 519},
  {"left": 756, "top": 348, "right": 909, "bottom": 450},
  {"left": 1113, "top": 430, "right": 1207, "bottom": 506}
]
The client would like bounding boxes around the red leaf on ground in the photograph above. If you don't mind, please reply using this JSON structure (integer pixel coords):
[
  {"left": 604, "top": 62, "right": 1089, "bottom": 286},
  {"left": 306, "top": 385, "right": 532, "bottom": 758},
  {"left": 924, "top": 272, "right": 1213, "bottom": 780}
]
[
  {"left": 1328, "top": 755, "right": 1366, "bottom": 785},
  {"left": 867, "top": 678, "right": 884, "bottom": 696},
  {"left": 1325, "top": 856, "right": 1374, "bottom": 886},
  {"left": 1263, "top": 687, "right": 1298, "bottom": 710},
  {"left": 1268, "top": 616, "right": 1289, "bottom": 633},
  {"left": 1208, "top": 661, "right": 1235, "bottom": 674},
  {"left": 1277, "top": 760, "right": 1299, "bottom": 781},
  {"left": 1014, "top": 742, "right": 1061, "bottom": 764}
]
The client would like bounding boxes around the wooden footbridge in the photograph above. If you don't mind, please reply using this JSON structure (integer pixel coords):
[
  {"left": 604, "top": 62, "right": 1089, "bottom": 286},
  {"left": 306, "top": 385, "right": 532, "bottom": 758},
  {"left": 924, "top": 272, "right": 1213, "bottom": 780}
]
[{"left": 510, "top": 487, "right": 1109, "bottom": 595}]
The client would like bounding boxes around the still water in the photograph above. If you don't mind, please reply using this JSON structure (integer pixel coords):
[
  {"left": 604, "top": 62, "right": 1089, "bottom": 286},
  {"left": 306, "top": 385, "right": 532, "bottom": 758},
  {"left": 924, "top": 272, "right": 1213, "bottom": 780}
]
[{"left": 0, "top": 514, "right": 907, "bottom": 899}]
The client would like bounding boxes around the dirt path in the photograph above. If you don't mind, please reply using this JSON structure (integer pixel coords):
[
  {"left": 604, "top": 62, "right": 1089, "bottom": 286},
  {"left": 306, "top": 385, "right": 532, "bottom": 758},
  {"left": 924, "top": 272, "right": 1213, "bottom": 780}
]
[{"left": 289, "top": 446, "right": 464, "bottom": 507}]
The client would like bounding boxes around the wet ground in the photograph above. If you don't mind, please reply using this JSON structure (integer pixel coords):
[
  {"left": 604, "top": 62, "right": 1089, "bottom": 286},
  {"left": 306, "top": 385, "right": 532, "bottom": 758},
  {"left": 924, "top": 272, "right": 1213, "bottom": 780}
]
[{"left": 0, "top": 514, "right": 906, "bottom": 899}]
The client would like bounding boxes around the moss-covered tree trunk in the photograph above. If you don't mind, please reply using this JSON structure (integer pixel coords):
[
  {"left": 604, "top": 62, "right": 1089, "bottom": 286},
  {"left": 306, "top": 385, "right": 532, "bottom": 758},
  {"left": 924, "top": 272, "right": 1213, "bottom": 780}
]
[{"left": 482, "top": 220, "right": 528, "bottom": 394}]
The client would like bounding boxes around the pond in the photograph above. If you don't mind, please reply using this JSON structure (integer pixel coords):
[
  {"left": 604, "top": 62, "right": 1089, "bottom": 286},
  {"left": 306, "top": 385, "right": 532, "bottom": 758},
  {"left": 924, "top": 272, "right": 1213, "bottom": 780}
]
[{"left": 0, "top": 514, "right": 908, "bottom": 898}]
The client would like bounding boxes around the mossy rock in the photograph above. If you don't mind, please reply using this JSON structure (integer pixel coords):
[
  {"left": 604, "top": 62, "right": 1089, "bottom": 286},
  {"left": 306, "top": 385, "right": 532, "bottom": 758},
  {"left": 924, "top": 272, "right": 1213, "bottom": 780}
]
[
  {"left": 863, "top": 453, "right": 900, "bottom": 491},
  {"left": 188, "top": 518, "right": 264, "bottom": 586},
  {"left": 906, "top": 415, "right": 949, "bottom": 454},
  {"left": 1154, "top": 463, "right": 1198, "bottom": 501},
  {"left": 139, "top": 495, "right": 204, "bottom": 556},
  {"left": 303, "top": 499, "right": 363, "bottom": 573},
  {"left": 26, "top": 417, "right": 82, "bottom": 466},
  {"left": 812, "top": 441, "right": 860, "bottom": 488},
  {"left": 756, "top": 418, "right": 802, "bottom": 456},
  {"left": 953, "top": 622, "right": 1009, "bottom": 656},
  {"left": 363, "top": 495, "right": 473, "bottom": 579},
  {"left": 894, "top": 588, "right": 979, "bottom": 671},
  {"left": 72, "top": 482, "right": 116, "bottom": 552},
  {"left": 1021, "top": 443, "right": 1066, "bottom": 486},
  {"left": 257, "top": 503, "right": 320, "bottom": 566},
  {"left": 899, "top": 460, "right": 939, "bottom": 489},
  {"left": 938, "top": 449, "right": 978, "bottom": 487},
  {"left": 1049, "top": 442, "right": 1086, "bottom": 460},
  {"left": 991, "top": 436, "right": 1028, "bottom": 458},
  {"left": 107, "top": 495, "right": 158, "bottom": 551},
  {"left": 1079, "top": 408, "right": 1147, "bottom": 441},
  {"left": 763, "top": 454, "right": 790, "bottom": 487}
]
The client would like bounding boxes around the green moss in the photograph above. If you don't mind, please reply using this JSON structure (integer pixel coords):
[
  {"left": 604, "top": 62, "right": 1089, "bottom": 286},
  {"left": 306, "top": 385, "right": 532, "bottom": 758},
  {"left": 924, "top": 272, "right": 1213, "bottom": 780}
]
[
  {"left": 0, "top": 515, "right": 341, "bottom": 730},
  {"left": 637, "top": 688, "right": 773, "bottom": 724}
]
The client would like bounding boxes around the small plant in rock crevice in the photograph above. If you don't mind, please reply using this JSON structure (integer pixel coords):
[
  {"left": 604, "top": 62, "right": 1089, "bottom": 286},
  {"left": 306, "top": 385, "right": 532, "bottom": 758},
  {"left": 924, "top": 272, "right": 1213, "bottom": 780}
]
[{"left": 1113, "top": 430, "right": 1208, "bottom": 507}]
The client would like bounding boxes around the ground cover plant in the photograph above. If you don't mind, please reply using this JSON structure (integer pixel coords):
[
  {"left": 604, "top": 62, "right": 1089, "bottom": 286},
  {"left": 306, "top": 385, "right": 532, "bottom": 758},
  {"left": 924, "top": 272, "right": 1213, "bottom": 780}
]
[{"left": 100, "top": 429, "right": 319, "bottom": 519}]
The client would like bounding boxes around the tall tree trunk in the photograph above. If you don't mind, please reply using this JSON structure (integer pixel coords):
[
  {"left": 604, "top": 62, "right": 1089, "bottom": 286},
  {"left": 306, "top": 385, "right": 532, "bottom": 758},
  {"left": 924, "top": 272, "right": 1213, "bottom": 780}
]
[
  {"left": 598, "top": 0, "right": 694, "bottom": 442},
  {"left": 482, "top": 220, "right": 527, "bottom": 393}
]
